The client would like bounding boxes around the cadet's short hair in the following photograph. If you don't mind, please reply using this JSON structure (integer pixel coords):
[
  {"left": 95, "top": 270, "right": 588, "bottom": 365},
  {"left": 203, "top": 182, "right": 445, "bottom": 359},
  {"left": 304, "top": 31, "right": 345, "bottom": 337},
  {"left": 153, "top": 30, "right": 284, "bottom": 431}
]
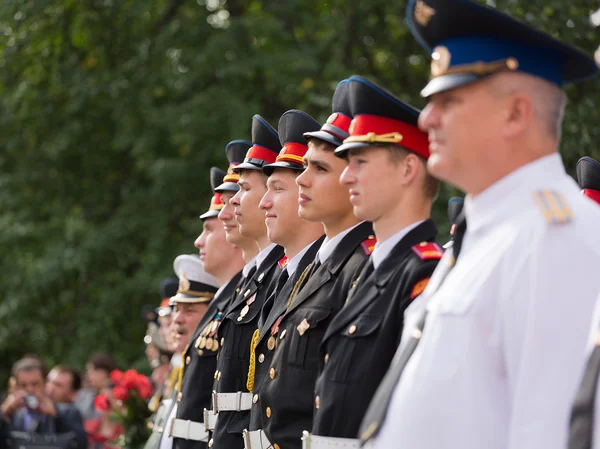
[
  {"left": 384, "top": 145, "right": 440, "bottom": 200},
  {"left": 307, "top": 139, "right": 336, "bottom": 153}
]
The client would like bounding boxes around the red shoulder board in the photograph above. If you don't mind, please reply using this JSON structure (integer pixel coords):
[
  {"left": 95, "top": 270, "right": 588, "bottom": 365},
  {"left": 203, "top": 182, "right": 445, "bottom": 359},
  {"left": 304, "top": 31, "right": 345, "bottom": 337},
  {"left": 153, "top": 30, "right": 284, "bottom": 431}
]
[
  {"left": 411, "top": 241, "right": 443, "bottom": 261},
  {"left": 360, "top": 235, "right": 377, "bottom": 256},
  {"left": 278, "top": 256, "right": 289, "bottom": 269}
]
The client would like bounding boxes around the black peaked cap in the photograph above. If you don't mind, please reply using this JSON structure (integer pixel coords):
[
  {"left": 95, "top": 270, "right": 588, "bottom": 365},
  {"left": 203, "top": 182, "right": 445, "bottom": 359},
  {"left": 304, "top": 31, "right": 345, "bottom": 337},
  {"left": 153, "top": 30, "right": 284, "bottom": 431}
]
[{"left": 576, "top": 157, "right": 600, "bottom": 191}]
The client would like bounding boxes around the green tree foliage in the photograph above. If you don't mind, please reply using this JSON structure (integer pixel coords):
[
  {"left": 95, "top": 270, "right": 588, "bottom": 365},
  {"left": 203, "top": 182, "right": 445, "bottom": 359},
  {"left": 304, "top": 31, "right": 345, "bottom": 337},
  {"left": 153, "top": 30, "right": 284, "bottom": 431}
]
[{"left": 0, "top": 0, "right": 598, "bottom": 384}]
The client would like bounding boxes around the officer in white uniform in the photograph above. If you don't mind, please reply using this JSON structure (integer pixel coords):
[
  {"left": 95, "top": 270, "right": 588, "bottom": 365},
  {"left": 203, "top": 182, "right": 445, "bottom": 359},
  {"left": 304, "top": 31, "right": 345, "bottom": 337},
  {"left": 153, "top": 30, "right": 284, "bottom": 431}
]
[{"left": 359, "top": 1, "right": 600, "bottom": 449}]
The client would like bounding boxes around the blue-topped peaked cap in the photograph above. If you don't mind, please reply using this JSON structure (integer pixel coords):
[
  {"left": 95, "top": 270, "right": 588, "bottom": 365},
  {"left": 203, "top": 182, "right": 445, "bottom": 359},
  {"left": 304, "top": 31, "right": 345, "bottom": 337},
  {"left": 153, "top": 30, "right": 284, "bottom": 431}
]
[
  {"left": 200, "top": 167, "right": 226, "bottom": 221},
  {"left": 304, "top": 80, "right": 353, "bottom": 147},
  {"left": 576, "top": 157, "right": 600, "bottom": 204},
  {"left": 335, "top": 76, "right": 429, "bottom": 160},
  {"left": 406, "top": 0, "right": 599, "bottom": 98},
  {"left": 216, "top": 140, "right": 252, "bottom": 193},
  {"left": 215, "top": 140, "right": 252, "bottom": 193},
  {"left": 232, "top": 115, "right": 281, "bottom": 173},
  {"left": 263, "top": 110, "right": 321, "bottom": 176}
]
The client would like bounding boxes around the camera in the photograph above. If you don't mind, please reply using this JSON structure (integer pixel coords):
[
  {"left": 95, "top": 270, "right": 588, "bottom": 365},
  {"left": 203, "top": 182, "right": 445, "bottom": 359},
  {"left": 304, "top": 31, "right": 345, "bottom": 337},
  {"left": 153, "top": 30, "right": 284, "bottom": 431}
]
[{"left": 23, "top": 395, "right": 39, "bottom": 410}]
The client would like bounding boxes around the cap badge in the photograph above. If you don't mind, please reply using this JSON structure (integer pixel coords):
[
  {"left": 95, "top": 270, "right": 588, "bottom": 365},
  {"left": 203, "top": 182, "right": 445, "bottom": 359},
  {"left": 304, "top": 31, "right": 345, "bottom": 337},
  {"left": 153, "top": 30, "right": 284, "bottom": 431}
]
[
  {"left": 179, "top": 274, "right": 190, "bottom": 293},
  {"left": 326, "top": 113, "right": 339, "bottom": 124},
  {"left": 431, "top": 46, "right": 451, "bottom": 78},
  {"left": 415, "top": 0, "right": 435, "bottom": 27}
]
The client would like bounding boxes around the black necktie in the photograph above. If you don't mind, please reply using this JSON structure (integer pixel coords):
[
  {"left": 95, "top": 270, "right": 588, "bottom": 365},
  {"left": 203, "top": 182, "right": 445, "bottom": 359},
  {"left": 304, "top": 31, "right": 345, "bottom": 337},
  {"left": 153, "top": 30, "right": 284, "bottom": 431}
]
[
  {"left": 274, "top": 268, "right": 290, "bottom": 297},
  {"left": 568, "top": 331, "right": 600, "bottom": 448},
  {"left": 359, "top": 213, "right": 467, "bottom": 443}
]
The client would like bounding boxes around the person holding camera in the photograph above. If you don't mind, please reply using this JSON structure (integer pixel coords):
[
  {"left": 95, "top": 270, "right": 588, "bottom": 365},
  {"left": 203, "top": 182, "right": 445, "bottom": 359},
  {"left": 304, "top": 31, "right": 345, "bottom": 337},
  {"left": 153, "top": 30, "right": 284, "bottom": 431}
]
[{"left": 1, "top": 356, "right": 88, "bottom": 449}]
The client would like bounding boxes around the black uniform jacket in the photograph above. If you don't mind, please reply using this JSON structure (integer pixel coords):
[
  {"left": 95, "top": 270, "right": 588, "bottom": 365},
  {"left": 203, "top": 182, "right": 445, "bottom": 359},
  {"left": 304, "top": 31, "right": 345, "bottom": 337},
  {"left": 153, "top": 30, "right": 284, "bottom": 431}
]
[
  {"left": 211, "top": 245, "right": 285, "bottom": 449},
  {"left": 173, "top": 271, "right": 242, "bottom": 449},
  {"left": 248, "top": 236, "right": 325, "bottom": 431},
  {"left": 258, "top": 221, "right": 374, "bottom": 449},
  {"left": 312, "top": 219, "right": 442, "bottom": 438}
]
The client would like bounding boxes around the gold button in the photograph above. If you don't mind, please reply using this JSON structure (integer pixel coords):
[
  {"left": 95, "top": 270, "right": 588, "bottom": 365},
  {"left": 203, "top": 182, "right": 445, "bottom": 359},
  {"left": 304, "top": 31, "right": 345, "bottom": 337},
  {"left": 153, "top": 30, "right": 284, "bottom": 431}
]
[
  {"left": 273, "top": 445, "right": 280, "bottom": 449},
  {"left": 217, "top": 371, "right": 222, "bottom": 380},
  {"left": 266, "top": 407, "right": 272, "bottom": 418},
  {"left": 208, "top": 438, "right": 214, "bottom": 447},
  {"left": 324, "top": 354, "right": 329, "bottom": 364},
  {"left": 348, "top": 324, "right": 357, "bottom": 334},
  {"left": 253, "top": 394, "right": 259, "bottom": 404},
  {"left": 186, "top": 356, "right": 191, "bottom": 364},
  {"left": 177, "top": 392, "right": 182, "bottom": 402},
  {"left": 258, "top": 354, "right": 265, "bottom": 363},
  {"left": 269, "top": 368, "right": 276, "bottom": 379},
  {"left": 221, "top": 337, "right": 225, "bottom": 346},
  {"left": 198, "top": 349, "right": 204, "bottom": 356},
  {"left": 315, "top": 395, "right": 320, "bottom": 409},
  {"left": 280, "top": 329, "right": 287, "bottom": 339}
]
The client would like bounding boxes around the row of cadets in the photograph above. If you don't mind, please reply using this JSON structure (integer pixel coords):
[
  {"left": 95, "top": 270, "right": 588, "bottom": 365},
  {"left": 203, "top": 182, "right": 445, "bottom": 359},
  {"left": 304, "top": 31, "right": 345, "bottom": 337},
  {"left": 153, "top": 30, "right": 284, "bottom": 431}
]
[
  {"left": 169, "top": 163, "right": 247, "bottom": 449},
  {"left": 302, "top": 75, "right": 444, "bottom": 449},
  {"left": 206, "top": 116, "right": 286, "bottom": 449},
  {"left": 251, "top": 82, "right": 376, "bottom": 449},
  {"left": 358, "top": 0, "right": 600, "bottom": 448},
  {"left": 160, "top": 254, "right": 219, "bottom": 449},
  {"left": 243, "top": 108, "right": 326, "bottom": 448}
]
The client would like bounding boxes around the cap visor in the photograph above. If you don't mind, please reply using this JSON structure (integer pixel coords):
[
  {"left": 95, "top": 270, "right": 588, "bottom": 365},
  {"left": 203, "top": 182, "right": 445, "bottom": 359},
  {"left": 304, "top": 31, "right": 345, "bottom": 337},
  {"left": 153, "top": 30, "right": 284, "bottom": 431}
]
[
  {"left": 214, "top": 181, "right": 239, "bottom": 193},
  {"left": 156, "top": 307, "right": 172, "bottom": 317},
  {"left": 333, "top": 141, "right": 371, "bottom": 158},
  {"left": 231, "top": 162, "right": 262, "bottom": 174},
  {"left": 262, "top": 161, "right": 304, "bottom": 176},
  {"left": 199, "top": 210, "right": 220, "bottom": 221},
  {"left": 420, "top": 73, "right": 480, "bottom": 98},
  {"left": 303, "top": 130, "right": 343, "bottom": 147}
]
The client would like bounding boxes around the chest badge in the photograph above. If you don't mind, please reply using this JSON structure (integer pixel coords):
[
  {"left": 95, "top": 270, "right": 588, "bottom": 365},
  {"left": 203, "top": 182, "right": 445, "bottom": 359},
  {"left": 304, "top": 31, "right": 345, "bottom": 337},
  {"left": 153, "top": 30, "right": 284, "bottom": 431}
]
[{"left": 297, "top": 318, "right": 310, "bottom": 336}]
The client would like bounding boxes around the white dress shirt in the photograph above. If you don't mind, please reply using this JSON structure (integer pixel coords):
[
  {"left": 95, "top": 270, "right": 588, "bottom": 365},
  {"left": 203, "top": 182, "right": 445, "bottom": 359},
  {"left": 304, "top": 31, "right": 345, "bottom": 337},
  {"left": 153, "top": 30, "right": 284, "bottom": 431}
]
[
  {"left": 318, "top": 221, "right": 365, "bottom": 264},
  {"left": 256, "top": 243, "right": 277, "bottom": 269},
  {"left": 371, "top": 220, "right": 424, "bottom": 270},
  {"left": 286, "top": 239, "right": 318, "bottom": 277},
  {"left": 371, "top": 153, "right": 600, "bottom": 449}
]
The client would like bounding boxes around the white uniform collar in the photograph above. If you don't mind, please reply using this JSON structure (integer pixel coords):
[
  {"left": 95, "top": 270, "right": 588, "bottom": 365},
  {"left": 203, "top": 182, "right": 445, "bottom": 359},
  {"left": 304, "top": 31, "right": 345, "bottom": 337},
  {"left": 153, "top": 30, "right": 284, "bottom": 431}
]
[
  {"left": 464, "top": 153, "right": 566, "bottom": 234},
  {"left": 286, "top": 238, "right": 320, "bottom": 277},
  {"left": 371, "top": 220, "right": 425, "bottom": 270},
  {"left": 318, "top": 221, "right": 364, "bottom": 264},
  {"left": 171, "top": 353, "right": 182, "bottom": 368},
  {"left": 256, "top": 243, "right": 277, "bottom": 269}
]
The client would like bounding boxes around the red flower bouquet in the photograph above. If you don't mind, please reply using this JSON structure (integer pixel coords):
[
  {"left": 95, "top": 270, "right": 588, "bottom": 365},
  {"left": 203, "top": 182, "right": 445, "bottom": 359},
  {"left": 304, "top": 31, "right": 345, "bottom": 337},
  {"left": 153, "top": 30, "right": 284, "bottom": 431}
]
[{"left": 95, "top": 369, "right": 154, "bottom": 448}]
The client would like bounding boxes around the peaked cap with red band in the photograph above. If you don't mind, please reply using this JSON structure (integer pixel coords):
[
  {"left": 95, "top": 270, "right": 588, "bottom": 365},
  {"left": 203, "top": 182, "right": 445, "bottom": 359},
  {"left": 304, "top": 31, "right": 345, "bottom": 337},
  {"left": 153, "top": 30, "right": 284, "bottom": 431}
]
[
  {"left": 200, "top": 167, "right": 227, "bottom": 221},
  {"left": 263, "top": 110, "right": 321, "bottom": 176},
  {"left": 576, "top": 156, "right": 600, "bottom": 205},
  {"left": 334, "top": 76, "right": 429, "bottom": 160},
  {"left": 232, "top": 115, "right": 281, "bottom": 173},
  {"left": 304, "top": 79, "right": 353, "bottom": 147},
  {"left": 215, "top": 140, "right": 252, "bottom": 193}
]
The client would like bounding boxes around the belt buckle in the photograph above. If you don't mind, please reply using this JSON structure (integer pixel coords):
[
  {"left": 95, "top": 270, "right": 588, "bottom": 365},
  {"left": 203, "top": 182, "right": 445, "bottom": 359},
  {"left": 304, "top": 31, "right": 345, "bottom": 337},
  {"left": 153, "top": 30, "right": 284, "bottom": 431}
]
[
  {"left": 243, "top": 429, "right": 251, "bottom": 449},
  {"left": 203, "top": 409, "right": 210, "bottom": 432},
  {"left": 212, "top": 390, "right": 219, "bottom": 413},
  {"left": 236, "top": 391, "right": 243, "bottom": 412},
  {"left": 301, "top": 430, "right": 311, "bottom": 449},
  {"left": 168, "top": 418, "right": 176, "bottom": 438}
]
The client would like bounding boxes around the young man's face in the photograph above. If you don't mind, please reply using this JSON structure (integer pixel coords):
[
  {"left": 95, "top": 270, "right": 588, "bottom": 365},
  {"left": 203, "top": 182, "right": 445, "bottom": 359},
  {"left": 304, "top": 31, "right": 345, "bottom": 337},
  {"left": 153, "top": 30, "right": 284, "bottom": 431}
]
[
  {"left": 46, "top": 369, "right": 76, "bottom": 403},
  {"left": 259, "top": 169, "right": 304, "bottom": 248},
  {"left": 230, "top": 170, "right": 268, "bottom": 241},
  {"left": 340, "top": 146, "right": 404, "bottom": 222},
  {"left": 296, "top": 141, "right": 354, "bottom": 224},
  {"left": 195, "top": 217, "right": 238, "bottom": 277},
  {"left": 218, "top": 191, "right": 246, "bottom": 246},
  {"left": 172, "top": 302, "right": 208, "bottom": 353}
]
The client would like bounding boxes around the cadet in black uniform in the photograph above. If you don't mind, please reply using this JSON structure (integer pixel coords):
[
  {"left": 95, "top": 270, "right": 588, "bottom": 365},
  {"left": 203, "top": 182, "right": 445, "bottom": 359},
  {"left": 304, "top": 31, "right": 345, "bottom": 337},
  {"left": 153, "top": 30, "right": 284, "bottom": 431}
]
[
  {"left": 170, "top": 166, "right": 246, "bottom": 449},
  {"left": 243, "top": 109, "right": 325, "bottom": 449},
  {"left": 208, "top": 117, "right": 285, "bottom": 449},
  {"left": 253, "top": 80, "right": 375, "bottom": 449},
  {"left": 300, "top": 76, "right": 443, "bottom": 449}
]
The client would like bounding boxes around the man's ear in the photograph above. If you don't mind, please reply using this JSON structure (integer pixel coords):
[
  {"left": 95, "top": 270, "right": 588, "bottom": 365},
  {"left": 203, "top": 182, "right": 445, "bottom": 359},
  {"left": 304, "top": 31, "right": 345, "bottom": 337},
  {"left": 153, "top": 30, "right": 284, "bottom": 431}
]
[
  {"left": 503, "top": 92, "right": 534, "bottom": 139},
  {"left": 401, "top": 153, "right": 421, "bottom": 185}
]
